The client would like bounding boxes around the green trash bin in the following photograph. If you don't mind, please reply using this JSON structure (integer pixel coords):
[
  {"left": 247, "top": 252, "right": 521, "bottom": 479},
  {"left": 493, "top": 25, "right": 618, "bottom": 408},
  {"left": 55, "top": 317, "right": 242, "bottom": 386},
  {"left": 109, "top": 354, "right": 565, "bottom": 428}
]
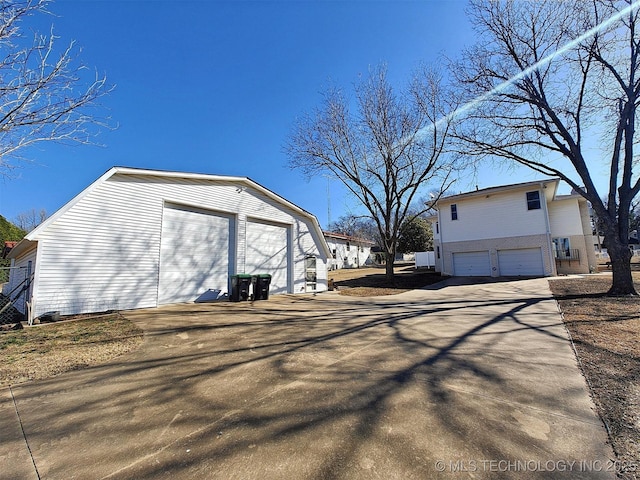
[
  {"left": 230, "top": 274, "right": 253, "bottom": 302},
  {"left": 254, "top": 274, "right": 272, "bottom": 300}
]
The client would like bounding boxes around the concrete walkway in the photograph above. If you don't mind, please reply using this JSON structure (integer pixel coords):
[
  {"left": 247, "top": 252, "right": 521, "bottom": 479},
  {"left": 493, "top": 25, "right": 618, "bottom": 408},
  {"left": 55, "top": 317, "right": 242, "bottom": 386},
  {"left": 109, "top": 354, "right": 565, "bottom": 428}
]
[{"left": 1, "top": 278, "right": 615, "bottom": 479}]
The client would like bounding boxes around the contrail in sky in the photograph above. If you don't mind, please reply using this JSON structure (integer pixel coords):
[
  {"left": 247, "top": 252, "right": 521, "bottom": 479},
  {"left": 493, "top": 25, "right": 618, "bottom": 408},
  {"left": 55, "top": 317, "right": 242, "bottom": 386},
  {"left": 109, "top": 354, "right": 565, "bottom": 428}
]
[{"left": 429, "top": 0, "right": 640, "bottom": 132}]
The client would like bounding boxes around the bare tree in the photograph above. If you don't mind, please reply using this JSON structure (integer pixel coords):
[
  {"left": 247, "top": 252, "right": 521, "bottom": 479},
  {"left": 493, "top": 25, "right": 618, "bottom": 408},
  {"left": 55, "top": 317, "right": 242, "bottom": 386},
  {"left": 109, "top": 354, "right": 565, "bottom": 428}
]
[
  {"left": 0, "top": 0, "right": 113, "bottom": 176},
  {"left": 454, "top": 0, "right": 640, "bottom": 295},
  {"left": 14, "top": 207, "right": 47, "bottom": 231},
  {"left": 286, "top": 64, "right": 457, "bottom": 280},
  {"left": 327, "top": 214, "right": 380, "bottom": 244}
]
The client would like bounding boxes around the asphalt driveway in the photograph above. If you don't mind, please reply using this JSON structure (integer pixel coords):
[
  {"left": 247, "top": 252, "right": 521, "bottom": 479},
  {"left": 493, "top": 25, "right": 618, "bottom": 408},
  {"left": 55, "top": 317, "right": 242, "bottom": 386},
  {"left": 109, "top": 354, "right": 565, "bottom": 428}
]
[{"left": 1, "top": 278, "right": 614, "bottom": 479}]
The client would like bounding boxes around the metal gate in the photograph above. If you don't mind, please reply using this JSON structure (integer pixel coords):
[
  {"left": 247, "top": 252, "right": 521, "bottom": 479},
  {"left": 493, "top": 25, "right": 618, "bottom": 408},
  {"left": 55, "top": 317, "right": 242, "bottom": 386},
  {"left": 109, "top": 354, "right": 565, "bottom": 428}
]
[{"left": 0, "top": 263, "right": 33, "bottom": 325}]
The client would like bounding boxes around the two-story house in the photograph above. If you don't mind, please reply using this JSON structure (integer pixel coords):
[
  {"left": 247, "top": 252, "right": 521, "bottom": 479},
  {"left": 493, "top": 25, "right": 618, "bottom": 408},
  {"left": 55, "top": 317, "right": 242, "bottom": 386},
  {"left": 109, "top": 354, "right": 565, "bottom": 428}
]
[{"left": 428, "top": 179, "right": 596, "bottom": 277}]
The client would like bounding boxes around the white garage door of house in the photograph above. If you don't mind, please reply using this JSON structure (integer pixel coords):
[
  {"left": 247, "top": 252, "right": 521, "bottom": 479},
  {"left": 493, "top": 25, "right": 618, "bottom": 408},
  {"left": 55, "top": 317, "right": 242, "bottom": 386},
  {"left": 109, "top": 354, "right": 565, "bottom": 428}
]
[
  {"left": 498, "top": 248, "right": 544, "bottom": 276},
  {"left": 158, "top": 205, "right": 233, "bottom": 305},
  {"left": 245, "top": 220, "right": 290, "bottom": 294},
  {"left": 453, "top": 251, "right": 491, "bottom": 276}
]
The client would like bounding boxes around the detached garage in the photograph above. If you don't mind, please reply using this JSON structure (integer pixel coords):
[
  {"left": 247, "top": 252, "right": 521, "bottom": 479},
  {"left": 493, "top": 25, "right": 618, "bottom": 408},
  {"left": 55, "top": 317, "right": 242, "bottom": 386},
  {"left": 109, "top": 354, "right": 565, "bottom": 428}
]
[{"left": 7, "top": 167, "right": 330, "bottom": 321}]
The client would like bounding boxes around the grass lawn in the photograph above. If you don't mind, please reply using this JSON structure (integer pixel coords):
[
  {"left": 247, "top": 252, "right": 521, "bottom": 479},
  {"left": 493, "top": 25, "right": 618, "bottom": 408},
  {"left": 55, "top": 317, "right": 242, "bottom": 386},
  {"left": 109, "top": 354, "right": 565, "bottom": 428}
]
[
  {"left": 329, "top": 264, "right": 443, "bottom": 295},
  {"left": 0, "top": 314, "right": 143, "bottom": 387}
]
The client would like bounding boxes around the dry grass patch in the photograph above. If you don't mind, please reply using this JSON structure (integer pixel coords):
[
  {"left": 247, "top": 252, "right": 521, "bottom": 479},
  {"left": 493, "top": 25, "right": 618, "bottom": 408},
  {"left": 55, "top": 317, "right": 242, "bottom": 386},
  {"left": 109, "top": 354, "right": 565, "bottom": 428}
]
[
  {"left": 0, "top": 314, "right": 143, "bottom": 387},
  {"left": 329, "top": 265, "right": 443, "bottom": 296},
  {"left": 549, "top": 273, "right": 640, "bottom": 480}
]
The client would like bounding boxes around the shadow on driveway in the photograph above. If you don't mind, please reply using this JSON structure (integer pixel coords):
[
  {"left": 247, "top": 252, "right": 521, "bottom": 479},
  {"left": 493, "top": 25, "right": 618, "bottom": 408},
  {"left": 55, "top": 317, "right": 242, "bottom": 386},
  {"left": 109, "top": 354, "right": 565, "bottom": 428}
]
[{"left": 3, "top": 278, "right": 614, "bottom": 479}]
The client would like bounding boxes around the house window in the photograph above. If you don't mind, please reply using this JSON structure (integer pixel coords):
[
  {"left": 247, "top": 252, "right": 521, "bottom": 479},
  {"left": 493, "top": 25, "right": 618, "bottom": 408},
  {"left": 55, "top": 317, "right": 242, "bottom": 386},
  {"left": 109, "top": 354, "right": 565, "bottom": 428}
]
[
  {"left": 553, "top": 238, "right": 571, "bottom": 258},
  {"left": 346, "top": 242, "right": 350, "bottom": 251},
  {"left": 332, "top": 249, "right": 337, "bottom": 259},
  {"left": 527, "top": 191, "right": 541, "bottom": 210},
  {"left": 451, "top": 204, "right": 458, "bottom": 220},
  {"left": 305, "top": 255, "right": 317, "bottom": 292},
  {"left": 437, "top": 246, "right": 440, "bottom": 259},
  {"left": 436, "top": 222, "right": 439, "bottom": 234}
]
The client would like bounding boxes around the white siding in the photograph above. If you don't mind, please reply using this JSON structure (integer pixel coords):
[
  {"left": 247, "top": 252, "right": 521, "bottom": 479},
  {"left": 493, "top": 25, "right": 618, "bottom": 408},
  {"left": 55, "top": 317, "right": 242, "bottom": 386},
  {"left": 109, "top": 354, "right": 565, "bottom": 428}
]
[
  {"left": 245, "top": 219, "right": 290, "bottom": 294},
  {"left": 548, "top": 197, "right": 584, "bottom": 237},
  {"left": 440, "top": 188, "right": 547, "bottom": 242},
  {"left": 29, "top": 172, "right": 328, "bottom": 317},
  {"left": 325, "top": 237, "right": 372, "bottom": 269}
]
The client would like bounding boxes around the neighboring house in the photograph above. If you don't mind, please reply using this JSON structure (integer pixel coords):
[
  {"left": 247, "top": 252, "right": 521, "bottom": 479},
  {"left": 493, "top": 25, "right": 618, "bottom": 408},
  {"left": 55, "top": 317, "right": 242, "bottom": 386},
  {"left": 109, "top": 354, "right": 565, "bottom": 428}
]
[
  {"left": 427, "top": 179, "right": 597, "bottom": 277},
  {"left": 323, "top": 231, "right": 375, "bottom": 270},
  {"left": 6, "top": 167, "right": 331, "bottom": 321}
]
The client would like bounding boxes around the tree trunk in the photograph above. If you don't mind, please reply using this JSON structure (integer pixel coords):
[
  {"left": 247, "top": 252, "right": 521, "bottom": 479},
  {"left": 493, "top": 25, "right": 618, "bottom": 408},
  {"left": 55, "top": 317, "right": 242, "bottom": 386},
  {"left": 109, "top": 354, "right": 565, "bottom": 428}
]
[
  {"left": 606, "top": 237, "right": 637, "bottom": 296},
  {"left": 385, "top": 251, "right": 395, "bottom": 281}
]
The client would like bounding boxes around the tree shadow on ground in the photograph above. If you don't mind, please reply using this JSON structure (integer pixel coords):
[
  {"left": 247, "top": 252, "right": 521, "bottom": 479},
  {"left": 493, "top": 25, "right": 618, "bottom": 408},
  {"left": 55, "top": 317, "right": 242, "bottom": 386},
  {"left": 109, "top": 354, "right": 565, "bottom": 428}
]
[{"left": 8, "top": 283, "right": 606, "bottom": 479}]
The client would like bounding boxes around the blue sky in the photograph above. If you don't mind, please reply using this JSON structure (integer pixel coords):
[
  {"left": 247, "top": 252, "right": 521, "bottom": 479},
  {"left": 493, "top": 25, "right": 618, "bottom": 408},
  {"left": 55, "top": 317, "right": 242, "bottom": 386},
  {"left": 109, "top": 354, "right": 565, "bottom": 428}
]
[{"left": 0, "top": 0, "right": 560, "bottom": 228}]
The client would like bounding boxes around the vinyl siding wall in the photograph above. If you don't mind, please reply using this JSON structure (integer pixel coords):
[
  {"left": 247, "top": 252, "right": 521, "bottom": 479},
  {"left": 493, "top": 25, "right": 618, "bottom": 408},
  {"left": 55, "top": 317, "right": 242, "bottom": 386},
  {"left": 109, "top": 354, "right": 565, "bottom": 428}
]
[
  {"left": 29, "top": 173, "right": 327, "bottom": 317},
  {"left": 325, "top": 238, "right": 372, "bottom": 269},
  {"left": 548, "top": 198, "right": 584, "bottom": 237},
  {"left": 439, "top": 188, "right": 548, "bottom": 242}
]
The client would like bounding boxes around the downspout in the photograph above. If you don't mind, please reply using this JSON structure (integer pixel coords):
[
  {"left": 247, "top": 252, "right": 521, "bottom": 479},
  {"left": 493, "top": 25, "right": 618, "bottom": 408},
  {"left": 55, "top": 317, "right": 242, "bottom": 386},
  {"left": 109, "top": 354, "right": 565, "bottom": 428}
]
[{"left": 540, "top": 183, "right": 556, "bottom": 276}]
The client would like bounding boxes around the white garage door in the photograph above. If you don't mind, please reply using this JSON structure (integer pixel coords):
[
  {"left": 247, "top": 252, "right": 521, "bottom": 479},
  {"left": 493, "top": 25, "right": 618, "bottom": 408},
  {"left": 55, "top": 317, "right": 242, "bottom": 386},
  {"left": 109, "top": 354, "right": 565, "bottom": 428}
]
[
  {"left": 245, "top": 220, "right": 289, "bottom": 294},
  {"left": 498, "top": 248, "right": 544, "bottom": 276},
  {"left": 158, "top": 205, "right": 233, "bottom": 305},
  {"left": 453, "top": 251, "right": 491, "bottom": 276}
]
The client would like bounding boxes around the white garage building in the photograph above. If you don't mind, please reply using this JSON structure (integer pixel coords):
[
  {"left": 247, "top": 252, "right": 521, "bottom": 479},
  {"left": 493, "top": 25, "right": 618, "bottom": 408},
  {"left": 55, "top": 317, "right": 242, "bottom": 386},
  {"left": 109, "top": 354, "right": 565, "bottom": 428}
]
[{"left": 7, "top": 167, "right": 330, "bottom": 320}]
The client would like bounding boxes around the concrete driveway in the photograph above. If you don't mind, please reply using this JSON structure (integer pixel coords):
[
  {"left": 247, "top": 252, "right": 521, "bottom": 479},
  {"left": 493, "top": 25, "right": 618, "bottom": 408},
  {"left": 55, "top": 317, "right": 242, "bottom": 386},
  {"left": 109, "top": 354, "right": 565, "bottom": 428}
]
[{"left": 1, "top": 278, "right": 614, "bottom": 479}]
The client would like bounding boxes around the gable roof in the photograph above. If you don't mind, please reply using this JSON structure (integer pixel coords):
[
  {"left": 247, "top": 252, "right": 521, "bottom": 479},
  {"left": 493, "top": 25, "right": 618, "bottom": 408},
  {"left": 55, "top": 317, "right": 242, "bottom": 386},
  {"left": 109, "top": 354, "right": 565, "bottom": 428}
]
[{"left": 10, "top": 166, "right": 331, "bottom": 258}]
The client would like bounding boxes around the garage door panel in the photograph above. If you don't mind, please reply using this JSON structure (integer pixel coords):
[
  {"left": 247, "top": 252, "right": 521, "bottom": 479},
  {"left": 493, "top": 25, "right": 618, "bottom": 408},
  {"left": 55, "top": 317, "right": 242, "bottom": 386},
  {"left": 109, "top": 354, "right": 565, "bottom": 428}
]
[
  {"left": 453, "top": 251, "right": 491, "bottom": 276},
  {"left": 246, "top": 221, "right": 289, "bottom": 294},
  {"left": 159, "top": 206, "right": 232, "bottom": 305},
  {"left": 498, "top": 248, "right": 544, "bottom": 276}
]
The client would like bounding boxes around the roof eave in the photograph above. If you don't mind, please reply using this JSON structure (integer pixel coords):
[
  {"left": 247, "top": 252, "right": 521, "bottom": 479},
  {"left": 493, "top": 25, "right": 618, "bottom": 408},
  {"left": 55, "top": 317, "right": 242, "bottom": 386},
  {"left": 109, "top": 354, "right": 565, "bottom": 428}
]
[
  {"left": 7, "top": 239, "right": 37, "bottom": 260},
  {"left": 435, "top": 178, "right": 561, "bottom": 206}
]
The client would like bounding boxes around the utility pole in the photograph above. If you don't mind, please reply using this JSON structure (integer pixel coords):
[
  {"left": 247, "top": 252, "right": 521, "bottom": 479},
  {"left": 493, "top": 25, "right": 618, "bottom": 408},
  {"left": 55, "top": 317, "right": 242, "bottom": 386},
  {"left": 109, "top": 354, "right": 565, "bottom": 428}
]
[{"left": 324, "top": 175, "right": 332, "bottom": 229}]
